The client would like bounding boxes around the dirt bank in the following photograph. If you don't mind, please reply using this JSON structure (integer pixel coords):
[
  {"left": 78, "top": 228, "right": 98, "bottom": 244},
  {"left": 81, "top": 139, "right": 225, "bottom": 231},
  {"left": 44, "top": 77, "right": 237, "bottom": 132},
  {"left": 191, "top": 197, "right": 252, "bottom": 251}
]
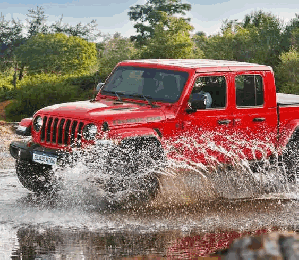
[
  {"left": 0, "top": 122, "right": 20, "bottom": 169},
  {"left": 0, "top": 100, "right": 12, "bottom": 121}
]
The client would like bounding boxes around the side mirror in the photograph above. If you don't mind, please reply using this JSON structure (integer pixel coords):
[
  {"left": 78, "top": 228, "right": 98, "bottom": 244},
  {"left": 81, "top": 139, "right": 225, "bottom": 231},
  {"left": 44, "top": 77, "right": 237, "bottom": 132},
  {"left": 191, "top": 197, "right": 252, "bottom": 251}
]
[
  {"left": 191, "top": 99, "right": 207, "bottom": 110},
  {"left": 186, "top": 98, "right": 207, "bottom": 113}
]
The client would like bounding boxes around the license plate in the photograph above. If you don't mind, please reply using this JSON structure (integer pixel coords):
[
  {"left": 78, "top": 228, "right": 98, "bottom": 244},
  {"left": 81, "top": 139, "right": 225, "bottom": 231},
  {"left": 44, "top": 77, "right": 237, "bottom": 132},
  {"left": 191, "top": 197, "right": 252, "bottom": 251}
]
[{"left": 32, "top": 152, "right": 57, "bottom": 166}]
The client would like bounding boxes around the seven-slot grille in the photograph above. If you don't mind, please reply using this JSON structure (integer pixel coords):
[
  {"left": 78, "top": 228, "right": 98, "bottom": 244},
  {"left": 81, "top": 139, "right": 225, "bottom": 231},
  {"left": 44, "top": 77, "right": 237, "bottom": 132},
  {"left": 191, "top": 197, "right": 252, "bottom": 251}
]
[{"left": 40, "top": 116, "right": 84, "bottom": 146}]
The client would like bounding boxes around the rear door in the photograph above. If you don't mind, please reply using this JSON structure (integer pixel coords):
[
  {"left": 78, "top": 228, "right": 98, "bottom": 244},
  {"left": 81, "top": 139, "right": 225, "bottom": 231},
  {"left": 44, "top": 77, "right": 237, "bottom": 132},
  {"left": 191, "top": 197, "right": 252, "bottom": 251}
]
[{"left": 232, "top": 71, "right": 278, "bottom": 160}]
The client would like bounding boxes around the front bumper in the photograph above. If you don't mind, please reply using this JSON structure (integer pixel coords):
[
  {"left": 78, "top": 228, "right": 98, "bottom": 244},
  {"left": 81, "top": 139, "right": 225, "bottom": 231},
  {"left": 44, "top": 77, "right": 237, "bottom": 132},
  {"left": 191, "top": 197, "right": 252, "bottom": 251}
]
[
  {"left": 10, "top": 141, "right": 64, "bottom": 163},
  {"left": 9, "top": 140, "right": 117, "bottom": 166}
]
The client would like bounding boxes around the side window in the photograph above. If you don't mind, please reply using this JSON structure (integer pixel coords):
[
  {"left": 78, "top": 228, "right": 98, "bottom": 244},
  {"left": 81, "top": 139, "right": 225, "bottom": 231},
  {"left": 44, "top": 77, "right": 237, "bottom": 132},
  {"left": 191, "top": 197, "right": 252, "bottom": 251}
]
[
  {"left": 235, "top": 75, "right": 264, "bottom": 107},
  {"left": 190, "top": 76, "right": 226, "bottom": 109}
]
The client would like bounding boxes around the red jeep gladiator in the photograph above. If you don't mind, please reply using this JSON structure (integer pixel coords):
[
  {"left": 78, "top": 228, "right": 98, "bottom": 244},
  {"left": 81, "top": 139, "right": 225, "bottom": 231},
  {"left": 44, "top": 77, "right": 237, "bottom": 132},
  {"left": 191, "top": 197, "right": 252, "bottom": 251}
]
[{"left": 9, "top": 59, "right": 299, "bottom": 200}]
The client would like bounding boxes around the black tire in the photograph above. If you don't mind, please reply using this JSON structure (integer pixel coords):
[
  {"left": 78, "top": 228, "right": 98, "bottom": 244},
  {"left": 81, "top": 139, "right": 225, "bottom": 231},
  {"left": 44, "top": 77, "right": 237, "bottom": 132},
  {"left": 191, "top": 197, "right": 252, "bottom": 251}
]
[
  {"left": 283, "top": 139, "right": 299, "bottom": 183},
  {"left": 104, "top": 138, "right": 163, "bottom": 202},
  {"left": 16, "top": 159, "right": 58, "bottom": 193}
]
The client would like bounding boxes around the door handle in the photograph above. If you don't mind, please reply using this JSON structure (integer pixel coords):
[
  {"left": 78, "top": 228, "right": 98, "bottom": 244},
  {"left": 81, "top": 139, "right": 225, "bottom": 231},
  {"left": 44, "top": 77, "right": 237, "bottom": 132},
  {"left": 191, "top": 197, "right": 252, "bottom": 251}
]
[
  {"left": 253, "top": 117, "right": 266, "bottom": 122},
  {"left": 218, "top": 119, "right": 231, "bottom": 125}
]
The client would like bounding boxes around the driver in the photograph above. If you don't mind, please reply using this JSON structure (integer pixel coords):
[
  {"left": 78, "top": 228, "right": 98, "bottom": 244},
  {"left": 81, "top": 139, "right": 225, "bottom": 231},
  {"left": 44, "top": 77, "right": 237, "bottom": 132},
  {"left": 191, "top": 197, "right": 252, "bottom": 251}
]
[{"left": 190, "top": 80, "right": 212, "bottom": 108}]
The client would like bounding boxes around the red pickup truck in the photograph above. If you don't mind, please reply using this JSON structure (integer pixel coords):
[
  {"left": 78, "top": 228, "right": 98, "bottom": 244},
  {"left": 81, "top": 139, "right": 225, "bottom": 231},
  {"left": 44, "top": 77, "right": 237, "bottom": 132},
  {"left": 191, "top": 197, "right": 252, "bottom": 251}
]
[{"left": 9, "top": 59, "right": 299, "bottom": 201}]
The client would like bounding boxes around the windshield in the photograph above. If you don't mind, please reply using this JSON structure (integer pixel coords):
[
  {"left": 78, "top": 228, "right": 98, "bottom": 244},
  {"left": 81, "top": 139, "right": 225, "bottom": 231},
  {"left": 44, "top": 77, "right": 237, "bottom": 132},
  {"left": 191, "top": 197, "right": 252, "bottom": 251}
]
[{"left": 101, "top": 66, "right": 189, "bottom": 103}]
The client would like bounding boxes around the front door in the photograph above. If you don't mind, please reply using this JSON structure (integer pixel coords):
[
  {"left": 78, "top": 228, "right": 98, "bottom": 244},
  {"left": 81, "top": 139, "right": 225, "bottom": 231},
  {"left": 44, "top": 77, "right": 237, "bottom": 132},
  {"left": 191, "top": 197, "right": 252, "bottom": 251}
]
[{"left": 180, "top": 73, "right": 235, "bottom": 165}]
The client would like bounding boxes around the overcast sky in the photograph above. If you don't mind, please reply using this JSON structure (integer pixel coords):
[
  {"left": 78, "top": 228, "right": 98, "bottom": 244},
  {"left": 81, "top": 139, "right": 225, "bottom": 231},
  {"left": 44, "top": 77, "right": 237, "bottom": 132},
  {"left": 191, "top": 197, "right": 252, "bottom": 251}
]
[{"left": 1, "top": 0, "right": 299, "bottom": 39}]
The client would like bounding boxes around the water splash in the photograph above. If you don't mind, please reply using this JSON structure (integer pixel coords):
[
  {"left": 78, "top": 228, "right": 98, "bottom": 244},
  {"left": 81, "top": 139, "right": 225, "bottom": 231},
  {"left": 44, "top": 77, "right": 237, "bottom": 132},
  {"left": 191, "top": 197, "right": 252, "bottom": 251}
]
[
  {"left": 49, "top": 132, "right": 298, "bottom": 207},
  {"left": 0, "top": 224, "right": 19, "bottom": 259},
  {"left": 157, "top": 133, "right": 298, "bottom": 204}
]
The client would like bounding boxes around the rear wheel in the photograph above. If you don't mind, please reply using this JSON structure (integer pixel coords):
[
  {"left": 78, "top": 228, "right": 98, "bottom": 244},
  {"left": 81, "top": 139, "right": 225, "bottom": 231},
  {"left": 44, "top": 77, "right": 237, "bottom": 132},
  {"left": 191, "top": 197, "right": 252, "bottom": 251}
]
[
  {"left": 16, "top": 159, "right": 58, "bottom": 193},
  {"left": 283, "top": 139, "right": 299, "bottom": 183},
  {"left": 104, "top": 138, "right": 164, "bottom": 203}
]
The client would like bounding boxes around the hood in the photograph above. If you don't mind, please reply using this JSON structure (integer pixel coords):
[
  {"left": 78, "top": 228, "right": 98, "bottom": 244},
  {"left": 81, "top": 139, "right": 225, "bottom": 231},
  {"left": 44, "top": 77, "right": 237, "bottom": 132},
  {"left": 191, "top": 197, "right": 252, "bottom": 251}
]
[
  {"left": 38, "top": 100, "right": 167, "bottom": 127},
  {"left": 41, "top": 100, "right": 112, "bottom": 114}
]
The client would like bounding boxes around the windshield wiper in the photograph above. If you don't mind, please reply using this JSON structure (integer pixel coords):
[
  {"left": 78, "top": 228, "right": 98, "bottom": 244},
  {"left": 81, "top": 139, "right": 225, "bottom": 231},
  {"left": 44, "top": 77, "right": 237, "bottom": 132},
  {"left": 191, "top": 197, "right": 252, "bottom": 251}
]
[
  {"left": 102, "top": 90, "right": 124, "bottom": 101},
  {"left": 128, "top": 93, "right": 159, "bottom": 108}
]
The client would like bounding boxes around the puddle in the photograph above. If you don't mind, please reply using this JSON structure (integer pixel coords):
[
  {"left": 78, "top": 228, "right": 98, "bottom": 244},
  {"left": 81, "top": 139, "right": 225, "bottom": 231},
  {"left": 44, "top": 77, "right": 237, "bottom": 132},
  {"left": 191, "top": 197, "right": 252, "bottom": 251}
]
[{"left": 0, "top": 133, "right": 298, "bottom": 258}]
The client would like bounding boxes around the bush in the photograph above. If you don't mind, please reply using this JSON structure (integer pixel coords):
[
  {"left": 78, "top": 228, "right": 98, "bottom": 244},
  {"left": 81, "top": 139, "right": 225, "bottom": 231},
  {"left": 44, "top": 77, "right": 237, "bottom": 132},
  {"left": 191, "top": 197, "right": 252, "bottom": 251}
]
[
  {"left": 66, "top": 72, "right": 101, "bottom": 91},
  {"left": 1, "top": 70, "right": 102, "bottom": 121},
  {"left": 15, "top": 33, "right": 98, "bottom": 75},
  {"left": 5, "top": 78, "right": 83, "bottom": 121},
  {"left": 0, "top": 87, "right": 17, "bottom": 102},
  {"left": 0, "top": 72, "right": 19, "bottom": 102}
]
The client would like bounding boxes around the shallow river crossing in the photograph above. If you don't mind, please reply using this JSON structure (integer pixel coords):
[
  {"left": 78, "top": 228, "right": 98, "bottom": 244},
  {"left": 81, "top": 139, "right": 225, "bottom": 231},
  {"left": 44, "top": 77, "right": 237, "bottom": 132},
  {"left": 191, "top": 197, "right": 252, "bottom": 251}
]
[{"left": 0, "top": 132, "right": 298, "bottom": 259}]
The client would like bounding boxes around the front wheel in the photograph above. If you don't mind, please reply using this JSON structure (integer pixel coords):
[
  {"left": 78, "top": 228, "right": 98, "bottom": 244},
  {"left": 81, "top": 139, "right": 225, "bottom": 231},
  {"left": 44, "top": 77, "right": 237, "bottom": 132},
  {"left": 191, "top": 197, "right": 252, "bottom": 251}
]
[
  {"left": 104, "top": 138, "right": 164, "bottom": 203},
  {"left": 16, "top": 159, "right": 58, "bottom": 193}
]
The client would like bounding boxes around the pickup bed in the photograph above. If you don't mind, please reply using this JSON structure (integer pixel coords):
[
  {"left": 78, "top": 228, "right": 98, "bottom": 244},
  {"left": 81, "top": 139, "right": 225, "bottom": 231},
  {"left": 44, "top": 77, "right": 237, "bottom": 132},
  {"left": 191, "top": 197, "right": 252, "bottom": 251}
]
[{"left": 9, "top": 59, "right": 299, "bottom": 201}]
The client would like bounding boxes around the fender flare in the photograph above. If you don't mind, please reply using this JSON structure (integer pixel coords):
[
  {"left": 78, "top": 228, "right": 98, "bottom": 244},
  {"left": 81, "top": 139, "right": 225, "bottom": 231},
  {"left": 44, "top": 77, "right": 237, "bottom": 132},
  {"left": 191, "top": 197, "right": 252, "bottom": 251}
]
[
  {"left": 107, "top": 127, "right": 162, "bottom": 144},
  {"left": 278, "top": 119, "right": 299, "bottom": 152},
  {"left": 16, "top": 117, "right": 33, "bottom": 136}
]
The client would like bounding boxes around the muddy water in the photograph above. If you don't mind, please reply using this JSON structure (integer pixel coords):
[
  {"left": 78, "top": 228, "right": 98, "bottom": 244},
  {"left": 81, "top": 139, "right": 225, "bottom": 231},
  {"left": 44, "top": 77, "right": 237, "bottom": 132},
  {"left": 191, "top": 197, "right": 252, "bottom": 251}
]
[
  {"left": 0, "top": 165, "right": 298, "bottom": 259},
  {"left": 0, "top": 131, "right": 298, "bottom": 259}
]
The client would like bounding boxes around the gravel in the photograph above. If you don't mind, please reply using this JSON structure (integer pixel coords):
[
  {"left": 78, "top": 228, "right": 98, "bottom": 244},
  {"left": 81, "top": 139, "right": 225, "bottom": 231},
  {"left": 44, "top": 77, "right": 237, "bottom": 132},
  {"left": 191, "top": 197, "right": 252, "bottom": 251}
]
[{"left": 0, "top": 122, "right": 21, "bottom": 169}]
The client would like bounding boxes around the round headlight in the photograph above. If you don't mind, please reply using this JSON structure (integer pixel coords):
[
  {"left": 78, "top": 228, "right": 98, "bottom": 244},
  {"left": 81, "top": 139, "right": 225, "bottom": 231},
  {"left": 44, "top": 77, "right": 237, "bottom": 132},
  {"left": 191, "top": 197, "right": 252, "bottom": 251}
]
[
  {"left": 33, "top": 116, "right": 43, "bottom": 132},
  {"left": 82, "top": 124, "right": 98, "bottom": 140}
]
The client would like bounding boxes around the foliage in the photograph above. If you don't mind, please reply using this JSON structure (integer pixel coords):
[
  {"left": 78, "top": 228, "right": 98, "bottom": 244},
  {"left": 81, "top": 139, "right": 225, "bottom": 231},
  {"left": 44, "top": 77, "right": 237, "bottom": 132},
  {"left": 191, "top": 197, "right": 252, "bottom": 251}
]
[
  {"left": 141, "top": 12, "right": 195, "bottom": 59},
  {"left": 275, "top": 48, "right": 299, "bottom": 93},
  {"left": 98, "top": 34, "right": 139, "bottom": 81},
  {"left": 285, "top": 27, "right": 299, "bottom": 51},
  {"left": 5, "top": 84, "right": 78, "bottom": 122},
  {"left": 191, "top": 31, "right": 207, "bottom": 58},
  {"left": 241, "top": 11, "right": 283, "bottom": 67},
  {"left": 15, "top": 33, "right": 98, "bottom": 75},
  {"left": 128, "top": 0, "right": 191, "bottom": 46},
  {"left": 24, "top": 6, "right": 102, "bottom": 41},
  {"left": 4, "top": 73, "right": 97, "bottom": 121},
  {"left": 197, "top": 11, "right": 283, "bottom": 68},
  {"left": 0, "top": 72, "right": 18, "bottom": 101},
  {"left": 3, "top": 6, "right": 299, "bottom": 122},
  {"left": 199, "top": 31, "right": 235, "bottom": 61},
  {"left": 282, "top": 13, "right": 299, "bottom": 52},
  {"left": 0, "top": 6, "right": 101, "bottom": 79},
  {"left": 50, "top": 18, "right": 101, "bottom": 42},
  {"left": 0, "top": 15, "right": 25, "bottom": 72},
  {"left": 26, "top": 6, "right": 49, "bottom": 38}
]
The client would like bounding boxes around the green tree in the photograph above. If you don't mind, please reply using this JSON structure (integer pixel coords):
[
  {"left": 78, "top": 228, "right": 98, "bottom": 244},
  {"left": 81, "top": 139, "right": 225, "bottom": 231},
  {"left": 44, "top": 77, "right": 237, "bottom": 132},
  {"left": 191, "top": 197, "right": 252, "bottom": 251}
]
[
  {"left": 15, "top": 33, "right": 98, "bottom": 75},
  {"left": 192, "top": 31, "right": 207, "bottom": 54},
  {"left": 0, "top": 15, "right": 26, "bottom": 86},
  {"left": 199, "top": 11, "right": 283, "bottom": 68},
  {"left": 241, "top": 10, "right": 283, "bottom": 67},
  {"left": 275, "top": 48, "right": 299, "bottom": 93},
  {"left": 50, "top": 16, "right": 101, "bottom": 42},
  {"left": 0, "top": 6, "right": 101, "bottom": 84},
  {"left": 282, "top": 14, "right": 299, "bottom": 51},
  {"left": 0, "top": 15, "right": 24, "bottom": 68},
  {"left": 26, "top": 6, "right": 49, "bottom": 37},
  {"left": 141, "top": 12, "right": 195, "bottom": 59},
  {"left": 128, "top": 0, "right": 191, "bottom": 46},
  {"left": 200, "top": 29, "right": 235, "bottom": 61},
  {"left": 98, "top": 33, "right": 138, "bottom": 80}
]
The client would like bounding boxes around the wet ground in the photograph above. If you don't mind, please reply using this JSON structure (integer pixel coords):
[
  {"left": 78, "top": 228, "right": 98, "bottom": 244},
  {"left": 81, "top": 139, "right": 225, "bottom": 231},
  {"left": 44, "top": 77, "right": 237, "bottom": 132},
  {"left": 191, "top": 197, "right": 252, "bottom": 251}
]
[{"left": 0, "top": 125, "right": 298, "bottom": 259}]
